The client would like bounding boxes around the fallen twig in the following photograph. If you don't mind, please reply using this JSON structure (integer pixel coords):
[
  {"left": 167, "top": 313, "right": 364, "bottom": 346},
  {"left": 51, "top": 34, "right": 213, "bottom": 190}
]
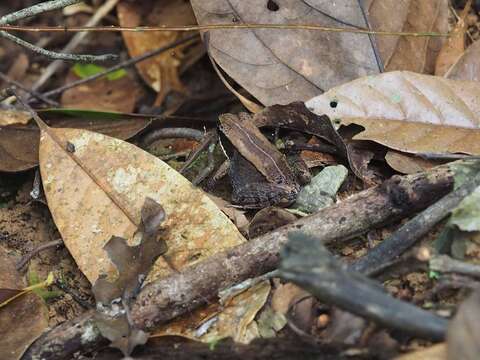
[
  {"left": 350, "top": 171, "right": 480, "bottom": 275},
  {"left": 279, "top": 233, "right": 448, "bottom": 341},
  {"left": 430, "top": 255, "right": 480, "bottom": 279},
  {"left": 37, "top": 34, "right": 199, "bottom": 100},
  {"left": 0, "top": 71, "right": 59, "bottom": 106},
  {"left": 16, "top": 239, "right": 64, "bottom": 270}
]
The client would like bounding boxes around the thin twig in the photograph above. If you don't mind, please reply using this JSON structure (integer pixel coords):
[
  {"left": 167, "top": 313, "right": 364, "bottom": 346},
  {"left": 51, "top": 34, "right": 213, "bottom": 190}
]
[
  {"left": 0, "top": 30, "right": 116, "bottom": 62},
  {"left": 31, "top": 0, "right": 120, "bottom": 92},
  {"left": 180, "top": 129, "right": 218, "bottom": 174},
  {"left": 0, "top": 0, "right": 116, "bottom": 63},
  {"left": 192, "top": 142, "right": 217, "bottom": 186},
  {"left": 16, "top": 239, "right": 64, "bottom": 270},
  {"left": 0, "top": 71, "right": 59, "bottom": 106},
  {"left": 39, "top": 34, "right": 199, "bottom": 100},
  {"left": 0, "top": 24, "right": 452, "bottom": 38},
  {"left": 351, "top": 171, "right": 480, "bottom": 275},
  {"left": 430, "top": 255, "right": 480, "bottom": 279}
]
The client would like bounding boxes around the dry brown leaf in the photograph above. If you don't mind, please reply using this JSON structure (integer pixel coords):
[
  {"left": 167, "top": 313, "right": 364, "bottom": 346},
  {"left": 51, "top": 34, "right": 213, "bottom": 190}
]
[
  {"left": 0, "top": 246, "right": 48, "bottom": 360},
  {"left": 306, "top": 71, "right": 480, "bottom": 155},
  {"left": 191, "top": 1, "right": 448, "bottom": 106},
  {"left": 435, "top": 0, "right": 471, "bottom": 76},
  {"left": 366, "top": 0, "right": 449, "bottom": 74},
  {"left": 117, "top": 0, "right": 199, "bottom": 106},
  {"left": 0, "top": 112, "right": 150, "bottom": 172},
  {"left": 385, "top": 150, "right": 437, "bottom": 174},
  {"left": 61, "top": 70, "right": 142, "bottom": 113},
  {"left": 446, "top": 39, "right": 480, "bottom": 82}
]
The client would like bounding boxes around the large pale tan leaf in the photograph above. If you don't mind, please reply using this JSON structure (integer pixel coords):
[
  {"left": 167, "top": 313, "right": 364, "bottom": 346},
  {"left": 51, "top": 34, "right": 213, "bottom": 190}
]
[
  {"left": 190, "top": 0, "right": 448, "bottom": 106},
  {"left": 0, "top": 246, "right": 48, "bottom": 360},
  {"left": 306, "top": 71, "right": 480, "bottom": 155},
  {"left": 446, "top": 39, "right": 480, "bottom": 82},
  {"left": 38, "top": 119, "right": 265, "bottom": 341}
]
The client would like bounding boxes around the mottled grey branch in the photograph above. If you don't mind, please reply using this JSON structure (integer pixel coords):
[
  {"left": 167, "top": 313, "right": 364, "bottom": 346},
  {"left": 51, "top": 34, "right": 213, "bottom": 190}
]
[
  {"left": 0, "top": 0, "right": 80, "bottom": 25},
  {"left": 0, "top": 0, "right": 117, "bottom": 62}
]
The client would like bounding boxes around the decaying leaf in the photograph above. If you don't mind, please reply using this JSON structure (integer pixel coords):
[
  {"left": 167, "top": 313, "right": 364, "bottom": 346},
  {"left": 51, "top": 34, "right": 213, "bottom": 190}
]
[
  {"left": 61, "top": 68, "right": 143, "bottom": 113},
  {"left": 253, "top": 102, "right": 376, "bottom": 183},
  {"left": 306, "top": 71, "right": 480, "bottom": 155},
  {"left": 191, "top": 1, "right": 448, "bottom": 106},
  {"left": 93, "top": 198, "right": 167, "bottom": 304},
  {"left": 0, "top": 110, "right": 151, "bottom": 172},
  {"left": 447, "top": 290, "right": 480, "bottom": 360},
  {"left": 117, "top": 0, "right": 200, "bottom": 106},
  {"left": 154, "top": 281, "right": 271, "bottom": 344},
  {"left": 0, "top": 246, "right": 48, "bottom": 360},
  {"left": 446, "top": 39, "right": 480, "bottom": 82},
  {"left": 435, "top": 0, "right": 471, "bottom": 76}
]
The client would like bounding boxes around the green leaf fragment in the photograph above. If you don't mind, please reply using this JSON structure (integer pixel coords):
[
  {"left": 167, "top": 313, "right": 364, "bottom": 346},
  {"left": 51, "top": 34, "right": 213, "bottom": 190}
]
[{"left": 72, "top": 63, "right": 127, "bottom": 81}]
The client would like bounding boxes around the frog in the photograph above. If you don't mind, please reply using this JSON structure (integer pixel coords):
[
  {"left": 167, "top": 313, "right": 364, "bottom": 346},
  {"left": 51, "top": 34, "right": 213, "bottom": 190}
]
[{"left": 219, "top": 113, "right": 310, "bottom": 209}]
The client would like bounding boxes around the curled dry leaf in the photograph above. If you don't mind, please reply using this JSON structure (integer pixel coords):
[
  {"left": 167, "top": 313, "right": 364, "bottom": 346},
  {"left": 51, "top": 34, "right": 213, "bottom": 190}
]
[
  {"left": 0, "top": 110, "right": 150, "bottom": 172},
  {"left": 446, "top": 39, "right": 480, "bottom": 82},
  {"left": 434, "top": 0, "right": 471, "bottom": 77},
  {"left": 191, "top": 0, "right": 448, "bottom": 106},
  {"left": 366, "top": 0, "right": 449, "bottom": 74},
  {"left": 385, "top": 151, "right": 436, "bottom": 174},
  {"left": 117, "top": 0, "right": 200, "bottom": 106},
  {"left": 306, "top": 71, "right": 480, "bottom": 155},
  {"left": 61, "top": 69, "right": 143, "bottom": 113},
  {"left": 248, "top": 207, "right": 297, "bottom": 239},
  {"left": 0, "top": 246, "right": 48, "bottom": 360}
]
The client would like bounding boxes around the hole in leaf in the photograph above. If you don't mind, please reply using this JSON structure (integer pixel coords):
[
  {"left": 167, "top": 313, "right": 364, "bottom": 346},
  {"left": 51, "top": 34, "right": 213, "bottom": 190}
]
[
  {"left": 267, "top": 0, "right": 280, "bottom": 11},
  {"left": 330, "top": 100, "right": 338, "bottom": 108}
]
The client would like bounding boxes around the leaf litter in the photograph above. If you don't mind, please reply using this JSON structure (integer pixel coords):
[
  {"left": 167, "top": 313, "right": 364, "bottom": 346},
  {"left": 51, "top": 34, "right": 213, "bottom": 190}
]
[{"left": 3, "top": 0, "right": 480, "bottom": 358}]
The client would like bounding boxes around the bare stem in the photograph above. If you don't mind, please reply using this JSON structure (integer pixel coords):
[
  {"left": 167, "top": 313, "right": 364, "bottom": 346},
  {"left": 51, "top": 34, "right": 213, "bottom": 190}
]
[{"left": 0, "top": 24, "right": 451, "bottom": 38}]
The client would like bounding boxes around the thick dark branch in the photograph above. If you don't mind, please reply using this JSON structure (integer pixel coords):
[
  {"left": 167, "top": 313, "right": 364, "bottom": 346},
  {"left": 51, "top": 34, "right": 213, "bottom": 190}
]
[{"left": 279, "top": 233, "right": 448, "bottom": 341}]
